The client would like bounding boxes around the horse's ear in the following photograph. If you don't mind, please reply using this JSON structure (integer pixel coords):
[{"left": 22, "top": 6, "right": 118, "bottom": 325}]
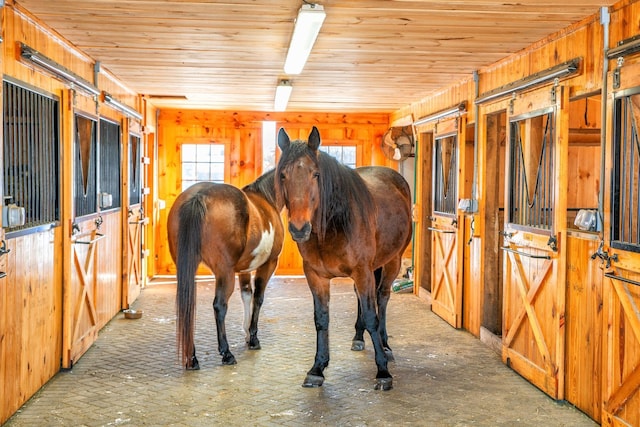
[
  {"left": 308, "top": 126, "right": 321, "bottom": 151},
  {"left": 277, "top": 128, "right": 290, "bottom": 152}
]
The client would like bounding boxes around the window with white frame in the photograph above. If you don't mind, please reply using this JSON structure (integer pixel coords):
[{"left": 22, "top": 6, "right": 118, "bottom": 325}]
[
  {"left": 181, "top": 143, "right": 225, "bottom": 191},
  {"left": 320, "top": 145, "right": 357, "bottom": 168}
]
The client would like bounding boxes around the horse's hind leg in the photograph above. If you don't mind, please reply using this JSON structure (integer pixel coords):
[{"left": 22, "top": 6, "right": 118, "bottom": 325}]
[
  {"left": 213, "top": 272, "right": 237, "bottom": 365},
  {"left": 351, "top": 285, "right": 366, "bottom": 351},
  {"left": 245, "top": 259, "right": 278, "bottom": 350},
  {"left": 353, "top": 269, "right": 393, "bottom": 391},
  {"left": 377, "top": 263, "right": 399, "bottom": 362},
  {"left": 238, "top": 272, "right": 254, "bottom": 346}
]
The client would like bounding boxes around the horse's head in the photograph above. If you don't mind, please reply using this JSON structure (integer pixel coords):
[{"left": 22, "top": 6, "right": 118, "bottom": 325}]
[{"left": 276, "top": 127, "right": 322, "bottom": 243}]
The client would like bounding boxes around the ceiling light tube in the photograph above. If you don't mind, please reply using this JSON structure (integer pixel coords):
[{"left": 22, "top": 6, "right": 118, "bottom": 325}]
[
  {"left": 284, "top": 3, "right": 326, "bottom": 75},
  {"left": 475, "top": 58, "right": 581, "bottom": 105},
  {"left": 103, "top": 93, "right": 143, "bottom": 120},
  {"left": 413, "top": 102, "right": 467, "bottom": 127},
  {"left": 274, "top": 80, "right": 293, "bottom": 111},
  {"left": 607, "top": 34, "right": 640, "bottom": 59},
  {"left": 20, "top": 43, "right": 101, "bottom": 96}
]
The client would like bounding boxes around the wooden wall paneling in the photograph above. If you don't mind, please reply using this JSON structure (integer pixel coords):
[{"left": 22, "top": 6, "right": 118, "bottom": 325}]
[
  {"left": 565, "top": 233, "right": 603, "bottom": 422},
  {"left": 155, "top": 111, "right": 390, "bottom": 276},
  {"left": 0, "top": 231, "right": 62, "bottom": 425},
  {"left": 6, "top": 6, "right": 97, "bottom": 96}
]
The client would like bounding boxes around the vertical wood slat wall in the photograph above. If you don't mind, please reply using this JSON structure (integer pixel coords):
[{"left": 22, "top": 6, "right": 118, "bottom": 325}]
[
  {"left": 391, "top": 3, "right": 640, "bottom": 425},
  {"left": 154, "top": 110, "right": 392, "bottom": 277},
  {"left": 0, "top": 3, "right": 144, "bottom": 423}
]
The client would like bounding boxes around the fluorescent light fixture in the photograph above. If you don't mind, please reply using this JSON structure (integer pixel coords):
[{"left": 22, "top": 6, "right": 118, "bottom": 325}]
[
  {"left": 103, "top": 93, "right": 143, "bottom": 120},
  {"left": 274, "top": 80, "right": 293, "bottom": 111},
  {"left": 284, "top": 3, "right": 326, "bottom": 75},
  {"left": 414, "top": 102, "right": 467, "bottom": 126},
  {"left": 607, "top": 34, "right": 640, "bottom": 59},
  {"left": 20, "top": 43, "right": 100, "bottom": 96},
  {"left": 475, "top": 58, "right": 580, "bottom": 105}
]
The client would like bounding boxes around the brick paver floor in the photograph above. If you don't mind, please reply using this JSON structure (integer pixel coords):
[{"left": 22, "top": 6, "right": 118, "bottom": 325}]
[{"left": 5, "top": 276, "right": 596, "bottom": 426}]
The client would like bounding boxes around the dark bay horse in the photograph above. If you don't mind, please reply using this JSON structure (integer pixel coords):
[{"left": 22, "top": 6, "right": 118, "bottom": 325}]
[
  {"left": 275, "top": 127, "right": 413, "bottom": 390},
  {"left": 167, "top": 170, "right": 284, "bottom": 368}
]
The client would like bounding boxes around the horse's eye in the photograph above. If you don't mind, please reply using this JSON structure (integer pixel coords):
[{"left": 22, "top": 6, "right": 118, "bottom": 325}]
[
  {"left": 313, "top": 172, "right": 320, "bottom": 179},
  {"left": 279, "top": 172, "right": 286, "bottom": 181}
]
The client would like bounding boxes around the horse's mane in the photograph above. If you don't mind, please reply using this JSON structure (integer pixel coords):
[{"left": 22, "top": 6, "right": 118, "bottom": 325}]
[
  {"left": 278, "top": 141, "right": 376, "bottom": 243},
  {"left": 243, "top": 169, "right": 278, "bottom": 208}
]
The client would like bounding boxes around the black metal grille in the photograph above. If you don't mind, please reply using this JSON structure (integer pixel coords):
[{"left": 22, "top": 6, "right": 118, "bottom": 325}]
[
  {"left": 433, "top": 134, "right": 458, "bottom": 215},
  {"left": 99, "top": 119, "right": 121, "bottom": 209},
  {"left": 611, "top": 92, "right": 640, "bottom": 252},
  {"left": 129, "top": 134, "right": 141, "bottom": 205},
  {"left": 508, "top": 112, "right": 555, "bottom": 230},
  {"left": 74, "top": 114, "right": 97, "bottom": 217},
  {"left": 2, "top": 79, "right": 60, "bottom": 233}
]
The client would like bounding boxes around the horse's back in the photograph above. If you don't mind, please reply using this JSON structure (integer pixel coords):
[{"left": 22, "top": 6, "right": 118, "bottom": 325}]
[
  {"left": 167, "top": 182, "right": 249, "bottom": 267},
  {"left": 167, "top": 181, "right": 283, "bottom": 274},
  {"left": 356, "top": 166, "right": 412, "bottom": 262}
]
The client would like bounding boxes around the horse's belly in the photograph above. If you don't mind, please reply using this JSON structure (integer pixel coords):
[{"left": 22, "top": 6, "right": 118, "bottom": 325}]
[{"left": 239, "top": 223, "right": 275, "bottom": 272}]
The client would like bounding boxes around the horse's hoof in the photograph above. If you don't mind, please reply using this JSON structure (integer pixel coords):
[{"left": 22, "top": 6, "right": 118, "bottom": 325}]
[
  {"left": 385, "top": 349, "right": 395, "bottom": 362},
  {"left": 248, "top": 338, "right": 261, "bottom": 350},
  {"left": 302, "top": 374, "right": 324, "bottom": 388},
  {"left": 374, "top": 377, "right": 393, "bottom": 391},
  {"left": 221, "top": 353, "right": 237, "bottom": 365},
  {"left": 351, "top": 339, "right": 365, "bottom": 351},
  {"left": 186, "top": 356, "right": 200, "bottom": 370}
]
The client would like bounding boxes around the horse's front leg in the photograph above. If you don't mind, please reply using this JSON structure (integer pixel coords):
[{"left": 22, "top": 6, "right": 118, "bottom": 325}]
[
  {"left": 302, "top": 270, "right": 331, "bottom": 388},
  {"left": 213, "top": 272, "right": 237, "bottom": 365},
  {"left": 354, "top": 270, "right": 393, "bottom": 391}
]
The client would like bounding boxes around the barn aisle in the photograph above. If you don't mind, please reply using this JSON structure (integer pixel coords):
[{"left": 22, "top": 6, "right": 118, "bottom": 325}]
[{"left": 5, "top": 277, "right": 595, "bottom": 426}]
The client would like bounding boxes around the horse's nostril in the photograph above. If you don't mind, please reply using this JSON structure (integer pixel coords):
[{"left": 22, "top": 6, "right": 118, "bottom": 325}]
[{"left": 289, "top": 222, "right": 311, "bottom": 241}]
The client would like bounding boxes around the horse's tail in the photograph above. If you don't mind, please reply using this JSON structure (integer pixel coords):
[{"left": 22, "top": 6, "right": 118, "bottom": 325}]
[{"left": 176, "top": 193, "right": 206, "bottom": 368}]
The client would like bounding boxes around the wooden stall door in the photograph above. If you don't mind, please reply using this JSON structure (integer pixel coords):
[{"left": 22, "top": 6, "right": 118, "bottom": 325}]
[
  {"left": 124, "top": 130, "right": 145, "bottom": 307},
  {"left": 502, "top": 85, "right": 568, "bottom": 400},
  {"left": 601, "top": 61, "right": 640, "bottom": 427},
  {"left": 414, "top": 132, "right": 433, "bottom": 294},
  {"left": 430, "top": 117, "right": 466, "bottom": 328},
  {"left": 126, "top": 208, "right": 146, "bottom": 306},
  {"left": 64, "top": 222, "right": 104, "bottom": 367}
]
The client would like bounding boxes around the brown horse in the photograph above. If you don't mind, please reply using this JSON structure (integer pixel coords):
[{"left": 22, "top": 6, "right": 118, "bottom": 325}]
[
  {"left": 275, "top": 127, "right": 413, "bottom": 390},
  {"left": 167, "top": 170, "right": 284, "bottom": 368}
]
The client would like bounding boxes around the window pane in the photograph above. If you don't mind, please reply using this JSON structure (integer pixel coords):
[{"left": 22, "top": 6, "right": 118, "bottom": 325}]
[
  {"left": 182, "top": 163, "right": 196, "bottom": 180},
  {"left": 196, "top": 162, "right": 210, "bottom": 180},
  {"left": 262, "top": 121, "right": 276, "bottom": 171},
  {"left": 196, "top": 145, "right": 211, "bottom": 162},
  {"left": 182, "top": 144, "right": 197, "bottom": 162},
  {"left": 343, "top": 147, "right": 356, "bottom": 166},
  {"left": 181, "top": 143, "right": 225, "bottom": 188},
  {"left": 211, "top": 145, "right": 225, "bottom": 162},
  {"left": 211, "top": 167, "right": 224, "bottom": 182}
]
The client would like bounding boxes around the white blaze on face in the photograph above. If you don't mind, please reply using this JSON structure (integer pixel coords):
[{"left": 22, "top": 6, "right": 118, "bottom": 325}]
[{"left": 247, "top": 222, "right": 274, "bottom": 271}]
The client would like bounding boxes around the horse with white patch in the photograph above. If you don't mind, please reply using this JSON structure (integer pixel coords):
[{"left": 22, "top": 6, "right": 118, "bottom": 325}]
[{"left": 167, "top": 170, "right": 284, "bottom": 368}]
